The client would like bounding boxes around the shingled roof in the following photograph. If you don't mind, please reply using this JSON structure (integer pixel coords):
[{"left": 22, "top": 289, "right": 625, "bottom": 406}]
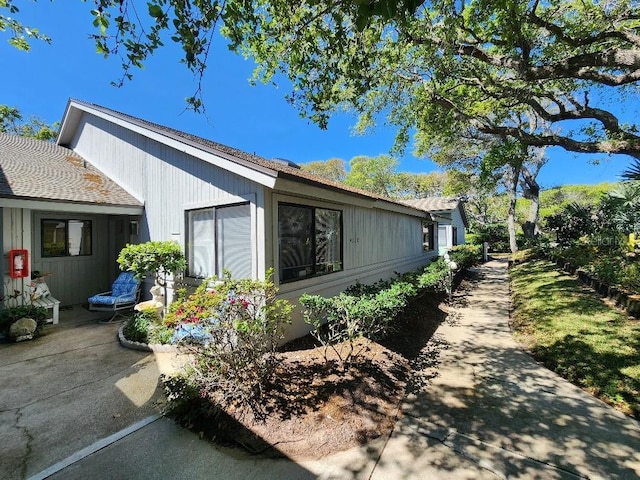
[
  {"left": 61, "top": 99, "right": 422, "bottom": 213},
  {"left": 0, "top": 133, "right": 142, "bottom": 207},
  {"left": 403, "top": 197, "right": 469, "bottom": 227}
]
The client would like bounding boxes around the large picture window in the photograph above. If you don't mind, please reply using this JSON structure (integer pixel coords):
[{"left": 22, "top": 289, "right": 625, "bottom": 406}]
[
  {"left": 278, "top": 203, "right": 342, "bottom": 282},
  {"left": 42, "top": 219, "right": 92, "bottom": 257},
  {"left": 186, "top": 203, "right": 252, "bottom": 279}
]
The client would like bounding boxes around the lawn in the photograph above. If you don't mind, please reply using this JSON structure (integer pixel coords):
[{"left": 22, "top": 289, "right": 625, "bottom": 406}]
[{"left": 510, "top": 259, "right": 640, "bottom": 418}]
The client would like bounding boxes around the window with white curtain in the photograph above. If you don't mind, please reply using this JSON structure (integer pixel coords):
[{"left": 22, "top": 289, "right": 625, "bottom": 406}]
[{"left": 186, "top": 203, "right": 252, "bottom": 279}]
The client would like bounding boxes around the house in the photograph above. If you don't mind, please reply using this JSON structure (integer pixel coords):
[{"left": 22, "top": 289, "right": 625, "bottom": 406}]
[
  {"left": 2, "top": 99, "right": 439, "bottom": 340},
  {"left": 404, "top": 197, "right": 468, "bottom": 255},
  {"left": 0, "top": 132, "right": 143, "bottom": 307}
]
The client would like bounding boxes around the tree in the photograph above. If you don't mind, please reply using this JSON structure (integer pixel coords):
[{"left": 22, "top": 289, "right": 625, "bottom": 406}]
[
  {"left": 0, "top": 1, "right": 50, "bottom": 51},
  {"left": 60, "top": 0, "right": 639, "bottom": 160},
  {"left": 299, "top": 158, "right": 346, "bottom": 182},
  {"left": 344, "top": 154, "right": 399, "bottom": 197},
  {"left": 0, "top": 105, "right": 59, "bottom": 140},
  {"left": 623, "top": 159, "right": 640, "bottom": 180},
  {"left": 394, "top": 171, "right": 448, "bottom": 199},
  {"left": 117, "top": 241, "right": 187, "bottom": 310}
]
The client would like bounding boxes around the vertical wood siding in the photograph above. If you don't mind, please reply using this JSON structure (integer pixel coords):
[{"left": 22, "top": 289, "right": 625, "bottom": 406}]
[
  {"left": 267, "top": 193, "right": 434, "bottom": 340},
  {"left": 70, "top": 114, "right": 262, "bottom": 244},
  {"left": 31, "top": 212, "right": 110, "bottom": 305}
]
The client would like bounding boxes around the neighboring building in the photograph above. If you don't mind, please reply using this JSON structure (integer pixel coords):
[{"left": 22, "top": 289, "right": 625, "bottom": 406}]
[
  {"left": 1, "top": 99, "right": 438, "bottom": 340},
  {"left": 404, "top": 197, "right": 468, "bottom": 255}
]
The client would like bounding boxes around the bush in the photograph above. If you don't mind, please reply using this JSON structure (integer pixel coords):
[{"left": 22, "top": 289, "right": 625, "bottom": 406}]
[
  {"left": 165, "top": 269, "right": 292, "bottom": 408},
  {"left": 417, "top": 258, "right": 450, "bottom": 291},
  {"left": 449, "top": 244, "right": 482, "bottom": 270},
  {"left": 123, "top": 312, "right": 151, "bottom": 343},
  {"left": 301, "top": 279, "right": 416, "bottom": 365},
  {"left": 0, "top": 305, "right": 47, "bottom": 338}
]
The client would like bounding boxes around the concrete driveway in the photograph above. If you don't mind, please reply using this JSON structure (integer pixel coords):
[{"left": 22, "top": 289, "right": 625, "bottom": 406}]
[{"left": 0, "top": 307, "right": 168, "bottom": 480}]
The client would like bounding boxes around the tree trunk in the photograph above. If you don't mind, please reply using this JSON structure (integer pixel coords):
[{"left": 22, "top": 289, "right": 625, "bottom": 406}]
[
  {"left": 521, "top": 180, "right": 540, "bottom": 239},
  {"left": 506, "top": 165, "right": 519, "bottom": 253},
  {"left": 520, "top": 154, "right": 544, "bottom": 240}
]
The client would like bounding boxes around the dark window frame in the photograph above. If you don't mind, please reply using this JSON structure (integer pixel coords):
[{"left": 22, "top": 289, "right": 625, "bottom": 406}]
[
  {"left": 41, "top": 219, "right": 92, "bottom": 258},
  {"left": 278, "top": 202, "right": 343, "bottom": 283},
  {"left": 422, "top": 222, "right": 436, "bottom": 252}
]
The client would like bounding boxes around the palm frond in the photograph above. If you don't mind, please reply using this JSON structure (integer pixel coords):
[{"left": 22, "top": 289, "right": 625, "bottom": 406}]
[{"left": 622, "top": 159, "right": 640, "bottom": 181}]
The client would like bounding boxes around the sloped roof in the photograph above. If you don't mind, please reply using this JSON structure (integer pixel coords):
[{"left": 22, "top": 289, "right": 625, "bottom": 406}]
[
  {"left": 59, "top": 99, "right": 424, "bottom": 214},
  {"left": 403, "top": 196, "right": 469, "bottom": 227},
  {"left": 0, "top": 132, "right": 142, "bottom": 207}
]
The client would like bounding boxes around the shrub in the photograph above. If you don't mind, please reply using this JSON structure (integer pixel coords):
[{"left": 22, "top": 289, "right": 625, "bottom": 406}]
[
  {"left": 448, "top": 244, "right": 482, "bottom": 270},
  {"left": 620, "top": 263, "right": 640, "bottom": 293},
  {"left": 417, "top": 258, "right": 450, "bottom": 291},
  {"left": 0, "top": 305, "right": 47, "bottom": 337},
  {"left": 117, "top": 241, "right": 186, "bottom": 282},
  {"left": 165, "top": 269, "right": 292, "bottom": 408},
  {"left": 301, "top": 278, "right": 417, "bottom": 365},
  {"left": 123, "top": 312, "right": 151, "bottom": 343}
]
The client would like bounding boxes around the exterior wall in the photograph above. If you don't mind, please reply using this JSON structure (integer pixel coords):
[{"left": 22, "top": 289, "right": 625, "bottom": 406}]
[
  {"left": 267, "top": 191, "right": 436, "bottom": 341},
  {"left": 31, "top": 211, "right": 112, "bottom": 305},
  {"left": 68, "top": 113, "right": 264, "bottom": 297},
  {"left": 450, "top": 207, "right": 467, "bottom": 245},
  {"left": 2, "top": 208, "right": 30, "bottom": 305},
  {"left": 437, "top": 207, "right": 467, "bottom": 255}
]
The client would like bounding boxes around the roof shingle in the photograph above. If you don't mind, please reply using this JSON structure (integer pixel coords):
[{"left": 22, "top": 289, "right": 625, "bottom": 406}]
[{"left": 0, "top": 133, "right": 142, "bottom": 207}]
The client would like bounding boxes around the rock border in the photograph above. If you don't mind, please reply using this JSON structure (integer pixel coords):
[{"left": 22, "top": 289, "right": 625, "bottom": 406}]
[{"left": 117, "top": 322, "right": 179, "bottom": 353}]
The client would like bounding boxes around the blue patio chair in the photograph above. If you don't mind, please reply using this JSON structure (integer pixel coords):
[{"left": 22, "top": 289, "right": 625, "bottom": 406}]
[{"left": 88, "top": 272, "right": 141, "bottom": 323}]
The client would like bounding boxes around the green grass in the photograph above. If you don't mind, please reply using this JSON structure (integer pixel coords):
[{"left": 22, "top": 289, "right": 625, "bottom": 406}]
[{"left": 510, "top": 259, "right": 640, "bottom": 418}]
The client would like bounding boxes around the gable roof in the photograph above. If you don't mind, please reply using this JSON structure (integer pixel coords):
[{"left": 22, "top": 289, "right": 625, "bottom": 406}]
[
  {"left": 57, "top": 99, "right": 426, "bottom": 217},
  {"left": 0, "top": 132, "right": 143, "bottom": 209},
  {"left": 403, "top": 197, "right": 469, "bottom": 228}
]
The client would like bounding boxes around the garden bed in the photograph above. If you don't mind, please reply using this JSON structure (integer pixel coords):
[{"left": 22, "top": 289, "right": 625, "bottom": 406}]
[{"left": 163, "top": 291, "right": 448, "bottom": 460}]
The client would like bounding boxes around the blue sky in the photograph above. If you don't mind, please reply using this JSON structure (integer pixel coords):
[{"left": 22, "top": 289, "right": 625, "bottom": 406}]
[{"left": 1, "top": 2, "right": 635, "bottom": 188}]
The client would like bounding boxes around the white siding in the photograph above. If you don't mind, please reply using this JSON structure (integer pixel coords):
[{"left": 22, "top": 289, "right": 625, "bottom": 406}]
[
  {"left": 70, "top": 114, "right": 262, "bottom": 243},
  {"left": 2, "top": 208, "right": 30, "bottom": 304},
  {"left": 267, "top": 192, "right": 435, "bottom": 340},
  {"left": 68, "top": 114, "right": 264, "bottom": 298}
]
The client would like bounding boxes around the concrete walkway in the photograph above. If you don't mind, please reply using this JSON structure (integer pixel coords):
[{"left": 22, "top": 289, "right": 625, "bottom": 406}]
[
  {"left": 4, "top": 259, "right": 640, "bottom": 479},
  {"left": 372, "top": 259, "right": 640, "bottom": 479}
]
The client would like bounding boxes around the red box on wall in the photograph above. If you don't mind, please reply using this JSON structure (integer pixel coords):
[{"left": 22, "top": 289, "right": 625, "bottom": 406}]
[{"left": 9, "top": 249, "right": 29, "bottom": 279}]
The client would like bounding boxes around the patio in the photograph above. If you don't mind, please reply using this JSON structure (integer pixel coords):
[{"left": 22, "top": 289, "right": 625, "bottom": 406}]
[{"left": 0, "top": 306, "right": 180, "bottom": 480}]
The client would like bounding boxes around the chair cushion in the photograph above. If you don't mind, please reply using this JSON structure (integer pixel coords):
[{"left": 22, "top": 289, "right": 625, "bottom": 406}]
[
  {"left": 111, "top": 272, "right": 140, "bottom": 297},
  {"left": 88, "top": 294, "right": 117, "bottom": 306}
]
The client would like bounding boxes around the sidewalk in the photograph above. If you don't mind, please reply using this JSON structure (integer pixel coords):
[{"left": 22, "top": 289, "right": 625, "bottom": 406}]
[
  {"left": 373, "top": 259, "right": 640, "bottom": 479},
  {"left": 15, "top": 259, "right": 640, "bottom": 479}
]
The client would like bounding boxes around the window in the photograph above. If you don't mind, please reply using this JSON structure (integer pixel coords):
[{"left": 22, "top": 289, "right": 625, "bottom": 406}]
[
  {"left": 42, "top": 219, "right": 92, "bottom": 257},
  {"left": 278, "top": 203, "right": 342, "bottom": 282},
  {"left": 186, "top": 203, "right": 252, "bottom": 279},
  {"left": 422, "top": 222, "right": 435, "bottom": 252},
  {"left": 452, "top": 227, "right": 459, "bottom": 246}
]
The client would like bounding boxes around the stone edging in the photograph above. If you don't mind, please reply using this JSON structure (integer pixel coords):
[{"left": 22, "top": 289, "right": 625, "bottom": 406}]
[{"left": 117, "top": 322, "right": 179, "bottom": 353}]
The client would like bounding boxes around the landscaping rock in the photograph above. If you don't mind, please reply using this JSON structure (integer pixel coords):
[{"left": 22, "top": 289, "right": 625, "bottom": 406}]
[{"left": 9, "top": 317, "right": 37, "bottom": 342}]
